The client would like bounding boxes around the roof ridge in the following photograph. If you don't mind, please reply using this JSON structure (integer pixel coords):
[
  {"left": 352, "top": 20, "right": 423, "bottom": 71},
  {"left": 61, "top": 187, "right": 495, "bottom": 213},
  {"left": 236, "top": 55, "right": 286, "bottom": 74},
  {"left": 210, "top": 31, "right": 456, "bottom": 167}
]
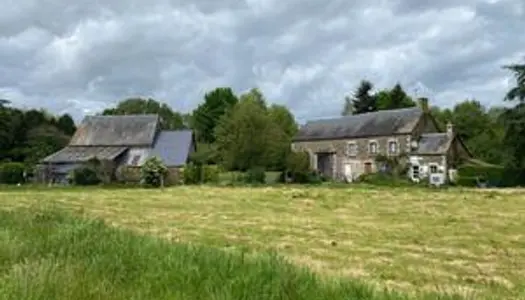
[
  {"left": 306, "top": 107, "right": 421, "bottom": 123},
  {"left": 87, "top": 114, "right": 159, "bottom": 118}
]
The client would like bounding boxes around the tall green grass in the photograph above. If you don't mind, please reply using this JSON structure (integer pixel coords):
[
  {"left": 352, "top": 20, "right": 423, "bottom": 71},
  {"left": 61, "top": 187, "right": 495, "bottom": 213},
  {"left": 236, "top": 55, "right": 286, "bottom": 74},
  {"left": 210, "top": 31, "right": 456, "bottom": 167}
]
[{"left": 0, "top": 208, "right": 467, "bottom": 300}]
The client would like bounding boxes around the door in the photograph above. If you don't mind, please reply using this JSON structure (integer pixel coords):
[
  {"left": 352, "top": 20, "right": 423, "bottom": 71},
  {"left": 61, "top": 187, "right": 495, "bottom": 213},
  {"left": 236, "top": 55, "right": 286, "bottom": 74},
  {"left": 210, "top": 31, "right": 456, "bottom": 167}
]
[
  {"left": 344, "top": 163, "right": 353, "bottom": 182},
  {"left": 364, "top": 162, "right": 373, "bottom": 174}
]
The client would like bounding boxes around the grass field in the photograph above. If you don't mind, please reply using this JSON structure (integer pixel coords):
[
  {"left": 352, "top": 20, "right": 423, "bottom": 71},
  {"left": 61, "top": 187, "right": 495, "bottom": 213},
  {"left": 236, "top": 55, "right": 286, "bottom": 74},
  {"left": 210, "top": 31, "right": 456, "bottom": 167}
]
[{"left": 1, "top": 185, "right": 524, "bottom": 299}]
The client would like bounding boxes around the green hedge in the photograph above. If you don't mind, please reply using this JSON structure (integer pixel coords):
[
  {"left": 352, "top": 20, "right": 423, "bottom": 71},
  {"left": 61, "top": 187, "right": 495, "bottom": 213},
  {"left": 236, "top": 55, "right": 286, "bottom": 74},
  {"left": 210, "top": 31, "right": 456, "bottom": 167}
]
[
  {"left": 182, "top": 164, "right": 220, "bottom": 184},
  {"left": 457, "top": 165, "right": 525, "bottom": 187},
  {"left": 0, "top": 162, "right": 25, "bottom": 184}
]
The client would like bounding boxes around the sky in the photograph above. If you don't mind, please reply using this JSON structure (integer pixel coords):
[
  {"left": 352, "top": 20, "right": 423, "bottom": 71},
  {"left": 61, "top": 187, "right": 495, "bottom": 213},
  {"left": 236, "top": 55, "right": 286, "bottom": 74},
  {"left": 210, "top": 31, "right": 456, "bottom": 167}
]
[{"left": 0, "top": 0, "right": 524, "bottom": 123}]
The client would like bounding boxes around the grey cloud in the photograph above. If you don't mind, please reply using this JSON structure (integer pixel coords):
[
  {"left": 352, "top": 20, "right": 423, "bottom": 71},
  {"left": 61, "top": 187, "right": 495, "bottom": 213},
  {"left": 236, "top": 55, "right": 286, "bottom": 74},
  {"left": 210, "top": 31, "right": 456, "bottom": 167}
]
[{"left": 0, "top": 0, "right": 524, "bottom": 122}]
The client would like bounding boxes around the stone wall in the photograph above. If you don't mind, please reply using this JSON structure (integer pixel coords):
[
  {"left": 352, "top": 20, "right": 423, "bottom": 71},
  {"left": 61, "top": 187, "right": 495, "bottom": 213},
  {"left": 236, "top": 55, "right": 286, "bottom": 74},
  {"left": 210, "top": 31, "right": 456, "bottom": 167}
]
[{"left": 292, "top": 134, "right": 411, "bottom": 180}]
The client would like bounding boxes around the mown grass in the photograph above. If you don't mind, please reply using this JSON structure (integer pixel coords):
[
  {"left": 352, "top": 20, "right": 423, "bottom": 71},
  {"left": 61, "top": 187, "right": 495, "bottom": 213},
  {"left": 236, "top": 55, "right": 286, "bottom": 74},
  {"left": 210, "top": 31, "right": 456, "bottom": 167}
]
[
  {"left": 0, "top": 208, "right": 463, "bottom": 300},
  {"left": 1, "top": 185, "right": 524, "bottom": 298}
]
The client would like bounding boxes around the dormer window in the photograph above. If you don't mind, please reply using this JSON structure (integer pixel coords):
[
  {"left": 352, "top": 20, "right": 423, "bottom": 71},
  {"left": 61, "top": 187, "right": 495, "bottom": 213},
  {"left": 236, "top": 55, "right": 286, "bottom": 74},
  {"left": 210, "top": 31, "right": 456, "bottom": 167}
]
[
  {"left": 388, "top": 141, "right": 398, "bottom": 154},
  {"left": 369, "top": 141, "right": 378, "bottom": 154},
  {"left": 346, "top": 142, "right": 358, "bottom": 156}
]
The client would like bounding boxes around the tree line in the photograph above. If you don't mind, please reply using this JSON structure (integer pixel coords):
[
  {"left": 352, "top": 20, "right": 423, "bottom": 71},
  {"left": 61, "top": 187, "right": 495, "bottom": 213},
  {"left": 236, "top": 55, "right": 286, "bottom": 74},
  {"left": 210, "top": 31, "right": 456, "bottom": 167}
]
[{"left": 1, "top": 61, "right": 524, "bottom": 175}]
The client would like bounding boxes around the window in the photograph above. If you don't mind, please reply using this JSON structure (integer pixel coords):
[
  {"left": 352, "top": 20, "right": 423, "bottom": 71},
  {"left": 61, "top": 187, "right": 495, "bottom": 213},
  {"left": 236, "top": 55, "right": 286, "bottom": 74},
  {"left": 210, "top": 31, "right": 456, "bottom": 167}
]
[
  {"left": 131, "top": 155, "right": 141, "bottom": 166},
  {"left": 412, "top": 165, "right": 420, "bottom": 179},
  {"left": 388, "top": 141, "right": 398, "bottom": 154},
  {"left": 369, "top": 141, "right": 378, "bottom": 154},
  {"left": 429, "top": 165, "right": 438, "bottom": 174},
  {"left": 346, "top": 143, "right": 357, "bottom": 156}
]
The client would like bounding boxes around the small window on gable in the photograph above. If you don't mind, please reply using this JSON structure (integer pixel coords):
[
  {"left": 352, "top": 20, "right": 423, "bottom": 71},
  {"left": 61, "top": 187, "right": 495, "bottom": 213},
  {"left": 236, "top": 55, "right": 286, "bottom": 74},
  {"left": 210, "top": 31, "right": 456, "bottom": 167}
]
[
  {"left": 369, "top": 141, "right": 378, "bottom": 154},
  {"left": 346, "top": 142, "right": 357, "bottom": 156},
  {"left": 429, "top": 165, "right": 438, "bottom": 174},
  {"left": 388, "top": 141, "right": 398, "bottom": 154},
  {"left": 131, "top": 155, "right": 141, "bottom": 166}
]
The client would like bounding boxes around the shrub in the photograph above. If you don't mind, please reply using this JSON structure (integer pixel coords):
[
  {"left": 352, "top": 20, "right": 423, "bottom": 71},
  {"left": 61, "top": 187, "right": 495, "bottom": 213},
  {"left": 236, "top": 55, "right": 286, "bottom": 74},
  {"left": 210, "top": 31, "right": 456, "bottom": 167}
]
[
  {"left": 203, "top": 165, "right": 220, "bottom": 183},
  {"left": 277, "top": 151, "right": 323, "bottom": 184},
  {"left": 244, "top": 167, "right": 266, "bottom": 184},
  {"left": 69, "top": 166, "right": 101, "bottom": 186},
  {"left": 140, "top": 157, "right": 168, "bottom": 187},
  {"left": 0, "top": 162, "right": 25, "bottom": 184},
  {"left": 356, "top": 173, "right": 415, "bottom": 187},
  {"left": 455, "top": 165, "right": 523, "bottom": 187},
  {"left": 85, "top": 157, "right": 115, "bottom": 184},
  {"left": 374, "top": 153, "right": 409, "bottom": 177},
  {"left": 182, "top": 163, "right": 199, "bottom": 184}
]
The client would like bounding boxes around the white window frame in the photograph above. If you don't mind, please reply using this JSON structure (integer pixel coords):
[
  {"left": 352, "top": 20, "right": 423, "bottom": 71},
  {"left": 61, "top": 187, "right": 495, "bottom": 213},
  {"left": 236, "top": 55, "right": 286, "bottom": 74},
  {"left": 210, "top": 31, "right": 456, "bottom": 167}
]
[
  {"left": 412, "top": 165, "right": 420, "bottom": 179},
  {"left": 388, "top": 140, "right": 398, "bottom": 154},
  {"left": 346, "top": 142, "right": 358, "bottom": 157},
  {"left": 429, "top": 164, "right": 439, "bottom": 174},
  {"left": 368, "top": 140, "right": 378, "bottom": 155}
]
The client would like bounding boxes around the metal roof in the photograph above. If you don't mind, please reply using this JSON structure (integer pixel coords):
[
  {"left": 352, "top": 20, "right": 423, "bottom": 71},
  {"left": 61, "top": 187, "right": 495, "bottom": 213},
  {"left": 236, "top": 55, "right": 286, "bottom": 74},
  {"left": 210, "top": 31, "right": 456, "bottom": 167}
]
[
  {"left": 41, "top": 146, "right": 128, "bottom": 163},
  {"left": 69, "top": 114, "right": 159, "bottom": 146},
  {"left": 415, "top": 133, "right": 453, "bottom": 155},
  {"left": 148, "top": 130, "right": 193, "bottom": 167},
  {"left": 293, "top": 107, "right": 423, "bottom": 141}
]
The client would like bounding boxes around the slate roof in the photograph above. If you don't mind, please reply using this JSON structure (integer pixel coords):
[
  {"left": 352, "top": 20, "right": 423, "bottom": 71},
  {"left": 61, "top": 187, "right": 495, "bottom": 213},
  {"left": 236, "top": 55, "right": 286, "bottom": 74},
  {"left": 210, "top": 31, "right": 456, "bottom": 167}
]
[
  {"left": 414, "top": 133, "right": 453, "bottom": 155},
  {"left": 148, "top": 130, "right": 193, "bottom": 167},
  {"left": 69, "top": 114, "right": 159, "bottom": 146},
  {"left": 41, "top": 146, "right": 128, "bottom": 163},
  {"left": 293, "top": 107, "right": 423, "bottom": 141}
]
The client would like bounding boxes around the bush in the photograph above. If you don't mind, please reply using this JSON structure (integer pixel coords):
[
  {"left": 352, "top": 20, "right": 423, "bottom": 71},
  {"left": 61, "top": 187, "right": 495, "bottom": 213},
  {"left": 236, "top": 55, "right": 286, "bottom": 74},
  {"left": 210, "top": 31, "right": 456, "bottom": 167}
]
[
  {"left": 140, "top": 157, "right": 168, "bottom": 187},
  {"left": 278, "top": 170, "right": 325, "bottom": 184},
  {"left": 182, "top": 164, "right": 220, "bottom": 184},
  {"left": 244, "top": 167, "right": 266, "bottom": 184},
  {"left": 203, "top": 165, "right": 220, "bottom": 183},
  {"left": 277, "top": 151, "right": 324, "bottom": 184},
  {"left": 356, "top": 173, "right": 415, "bottom": 187},
  {"left": 69, "top": 166, "right": 101, "bottom": 186},
  {"left": 0, "top": 162, "right": 25, "bottom": 184},
  {"left": 455, "top": 165, "right": 523, "bottom": 187},
  {"left": 182, "top": 163, "right": 200, "bottom": 184}
]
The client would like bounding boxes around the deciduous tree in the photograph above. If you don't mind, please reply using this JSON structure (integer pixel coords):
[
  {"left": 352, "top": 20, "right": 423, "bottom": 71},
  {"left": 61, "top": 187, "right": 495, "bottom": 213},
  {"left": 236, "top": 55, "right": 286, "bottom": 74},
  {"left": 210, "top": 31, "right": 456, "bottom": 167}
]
[{"left": 191, "top": 87, "right": 238, "bottom": 143}]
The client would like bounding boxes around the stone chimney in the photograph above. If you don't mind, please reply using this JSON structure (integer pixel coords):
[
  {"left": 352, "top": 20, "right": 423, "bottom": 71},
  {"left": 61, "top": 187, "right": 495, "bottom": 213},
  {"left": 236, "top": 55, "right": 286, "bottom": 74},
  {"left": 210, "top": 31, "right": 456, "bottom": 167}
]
[
  {"left": 446, "top": 121, "right": 454, "bottom": 137},
  {"left": 418, "top": 97, "right": 429, "bottom": 113}
]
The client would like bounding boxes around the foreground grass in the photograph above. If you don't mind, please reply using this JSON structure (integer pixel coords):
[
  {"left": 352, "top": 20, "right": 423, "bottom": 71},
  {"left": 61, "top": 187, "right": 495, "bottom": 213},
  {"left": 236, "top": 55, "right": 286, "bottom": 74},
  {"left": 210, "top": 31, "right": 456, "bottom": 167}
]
[
  {"left": 0, "top": 208, "right": 461, "bottom": 300},
  {"left": 1, "top": 185, "right": 524, "bottom": 298}
]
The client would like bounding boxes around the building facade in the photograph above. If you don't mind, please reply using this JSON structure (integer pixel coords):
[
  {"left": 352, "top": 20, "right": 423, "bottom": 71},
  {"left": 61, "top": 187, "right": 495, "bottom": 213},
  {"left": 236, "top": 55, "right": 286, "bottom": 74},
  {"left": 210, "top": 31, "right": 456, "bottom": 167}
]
[
  {"left": 291, "top": 99, "right": 471, "bottom": 184},
  {"left": 39, "top": 114, "right": 195, "bottom": 184}
]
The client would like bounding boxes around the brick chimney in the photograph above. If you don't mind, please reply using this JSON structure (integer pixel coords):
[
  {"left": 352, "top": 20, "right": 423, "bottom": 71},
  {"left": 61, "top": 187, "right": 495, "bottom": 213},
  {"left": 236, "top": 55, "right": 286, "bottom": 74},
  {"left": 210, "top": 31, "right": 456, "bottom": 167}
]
[
  {"left": 446, "top": 121, "right": 454, "bottom": 137},
  {"left": 418, "top": 97, "right": 429, "bottom": 113}
]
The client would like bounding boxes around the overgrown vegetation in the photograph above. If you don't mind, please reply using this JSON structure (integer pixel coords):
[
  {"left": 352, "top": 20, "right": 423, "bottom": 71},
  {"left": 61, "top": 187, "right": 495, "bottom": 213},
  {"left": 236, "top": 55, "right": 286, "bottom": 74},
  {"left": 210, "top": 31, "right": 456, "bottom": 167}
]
[
  {"left": 140, "top": 156, "right": 168, "bottom": 187},
  {"left": 182, "top": 163, "right": 220, "bottom": 184},
  {"left": 457, "top": 164, "right": 525, "bottom": 187},
  {"left": 69, "top": 166, "right": 101, "bottom": 186},
  {"left": 0, "top": 162, "right": 25, "bottom": 184}
]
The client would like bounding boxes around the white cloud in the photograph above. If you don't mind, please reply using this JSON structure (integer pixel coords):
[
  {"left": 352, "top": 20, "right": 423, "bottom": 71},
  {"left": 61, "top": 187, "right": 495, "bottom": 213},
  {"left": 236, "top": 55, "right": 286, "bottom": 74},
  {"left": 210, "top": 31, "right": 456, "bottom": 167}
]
[{"left": 0, "top": 0, "right": 523, "bottom": 122}]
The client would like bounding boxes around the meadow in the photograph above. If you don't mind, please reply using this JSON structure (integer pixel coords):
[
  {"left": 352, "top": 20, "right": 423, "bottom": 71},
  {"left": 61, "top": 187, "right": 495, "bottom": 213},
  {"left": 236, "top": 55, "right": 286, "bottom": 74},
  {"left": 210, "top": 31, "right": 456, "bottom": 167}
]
[{"left": 1, "top": 185, "right": 524, "bottom": 299}]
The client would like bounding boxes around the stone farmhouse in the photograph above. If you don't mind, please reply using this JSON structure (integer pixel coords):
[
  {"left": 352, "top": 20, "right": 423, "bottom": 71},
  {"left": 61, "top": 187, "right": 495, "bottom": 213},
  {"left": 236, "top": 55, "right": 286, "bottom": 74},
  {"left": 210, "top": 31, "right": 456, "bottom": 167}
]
[
  {"left": 291, "top": 99, "right": 472, "bottom": 184},
  {"left": 39, "top": 114, "right": 196, "bottom": 183}
]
